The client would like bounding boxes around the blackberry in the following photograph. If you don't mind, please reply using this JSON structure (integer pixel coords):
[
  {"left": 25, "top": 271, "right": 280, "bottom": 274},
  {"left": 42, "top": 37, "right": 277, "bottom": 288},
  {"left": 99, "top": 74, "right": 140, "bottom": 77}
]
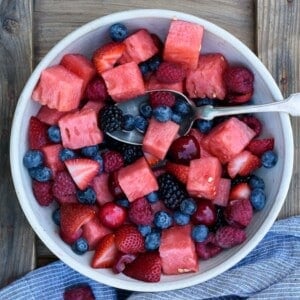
[
  {"left": 120, "top": 144, "right": 143, "bottom": 165},
  {"left": 99, "top": 105, "right": 124, "bottom": 133},
  {"left": 158, "top": 173, "right": 187, "bottom": 210}
]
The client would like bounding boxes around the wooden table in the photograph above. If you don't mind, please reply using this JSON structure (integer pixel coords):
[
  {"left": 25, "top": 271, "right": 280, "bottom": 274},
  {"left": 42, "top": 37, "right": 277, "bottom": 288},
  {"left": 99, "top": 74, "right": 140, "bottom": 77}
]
[{"left": 1, "top": 0, "right": 299, "bottom": 289}]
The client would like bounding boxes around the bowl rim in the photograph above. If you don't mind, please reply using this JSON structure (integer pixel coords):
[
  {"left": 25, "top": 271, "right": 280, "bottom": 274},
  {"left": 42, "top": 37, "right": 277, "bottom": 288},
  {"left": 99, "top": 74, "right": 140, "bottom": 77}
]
[{"left": 10, "top": 8, "right": 294, "bottom": 292}]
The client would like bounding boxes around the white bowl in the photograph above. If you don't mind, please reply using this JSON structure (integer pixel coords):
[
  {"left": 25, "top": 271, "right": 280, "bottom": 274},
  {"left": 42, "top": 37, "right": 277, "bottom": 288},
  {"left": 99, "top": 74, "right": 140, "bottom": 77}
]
[{"left": 10, "top": 9, "right": 294, "bottom": 292}]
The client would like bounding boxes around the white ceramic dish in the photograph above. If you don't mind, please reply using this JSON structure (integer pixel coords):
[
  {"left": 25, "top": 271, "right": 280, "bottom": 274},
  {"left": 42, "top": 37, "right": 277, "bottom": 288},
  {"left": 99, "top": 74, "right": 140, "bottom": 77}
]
[{"left": 10, "top": 9, "right": 294, "bottom": 292}]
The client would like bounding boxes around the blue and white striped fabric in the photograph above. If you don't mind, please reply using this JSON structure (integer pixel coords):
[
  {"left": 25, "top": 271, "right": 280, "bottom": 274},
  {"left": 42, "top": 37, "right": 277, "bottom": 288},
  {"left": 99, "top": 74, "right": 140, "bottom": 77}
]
[{"left": 1, "top": 216, "right": 300, "bottom": 300}]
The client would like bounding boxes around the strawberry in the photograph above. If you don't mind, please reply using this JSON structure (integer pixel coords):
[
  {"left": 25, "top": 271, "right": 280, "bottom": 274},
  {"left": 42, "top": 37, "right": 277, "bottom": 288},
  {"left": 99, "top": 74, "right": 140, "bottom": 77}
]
[
  {"left": 246, "top": 138, "right": 274, "bottom": 157},
  {"left": 165, "top": 161, "right": 189, "bottom": 184},
  {"left": 149, "top": 91, "right": 176, "bottom": 108},
  {"left": 32, "top": 180, "right": 54, "bottom": 206},
  {"left": 240, "top": 116, "right": 262, "bottom": 137},
  {"left": 52, "top": 171, "right": 77, "bottom": 204},
  {"left": 91, "top": 233, "right": 118, "bottom": 268},
  {"left": 28, "top": 116, "right": 50, "bottom": 150},
  {"left": 60, "top": 203, "right": 95, "bottom": 244},
  {"left": 102, "top": 150, "right": 124, "bottom": 173},
  {"left": 215, "top": 225, "right": 247, "bottom": 249},
  {"left": 195, "top": 233, "right": 222, "bottom": 260},
  {"left": 112, "top": 252, "right": 137, "bottom": 274},
  {"left": 85, "top": 77, "right": 108, "bottom": 102},
  {"left": 229, "top": 182, "right": 251, "bottom": 201},
  {"left": 156, "top": 62, "right": 186, "bottom": 83},
  {"left": 115, "top": 224, "right": 144, "bottom": 254},
  {"left": 227, "top": 150, "right": 261, "bottom": 178},
  {"left": 123, "top": 252, "right": 161, "bottom": 282},
  {"left": 92, "top": 42, "right": 126, "bottom": 74},
  {"left": 128, "top": 197, "right": 154, "bottom": 225},
  {"left": 98, "top": 202, "right": 127, "bottom": 229},
  {"left": 64, "top": 284, "right": 95, "bottom": 300},
  {"left": 65, "top": 158, "right": 99, "bottom": 190}
]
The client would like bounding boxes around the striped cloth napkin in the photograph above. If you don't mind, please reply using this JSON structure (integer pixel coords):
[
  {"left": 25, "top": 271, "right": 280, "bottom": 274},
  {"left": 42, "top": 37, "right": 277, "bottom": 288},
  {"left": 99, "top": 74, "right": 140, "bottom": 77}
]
[{"left": 1, "top": 216, "right": 300, "bottom": 300}]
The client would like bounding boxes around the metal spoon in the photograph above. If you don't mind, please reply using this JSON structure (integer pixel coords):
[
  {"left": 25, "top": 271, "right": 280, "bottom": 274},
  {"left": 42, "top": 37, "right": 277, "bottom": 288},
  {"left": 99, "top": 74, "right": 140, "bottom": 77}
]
[{"left": 106, "top": 90, "right": 300, "bottom": 145}]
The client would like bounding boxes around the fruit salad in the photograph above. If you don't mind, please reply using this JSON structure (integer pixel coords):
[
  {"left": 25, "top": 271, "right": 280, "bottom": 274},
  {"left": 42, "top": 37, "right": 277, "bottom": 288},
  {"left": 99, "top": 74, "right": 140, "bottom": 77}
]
[{"left": 24, "top": 20, "right": 278, "bottom": 283}]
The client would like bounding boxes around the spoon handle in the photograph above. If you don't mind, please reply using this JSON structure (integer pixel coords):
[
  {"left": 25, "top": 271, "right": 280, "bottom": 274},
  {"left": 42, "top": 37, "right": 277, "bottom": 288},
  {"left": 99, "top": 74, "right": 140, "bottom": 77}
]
[{"left": 199, "top": 93, "right": 300, "bottom": 120}]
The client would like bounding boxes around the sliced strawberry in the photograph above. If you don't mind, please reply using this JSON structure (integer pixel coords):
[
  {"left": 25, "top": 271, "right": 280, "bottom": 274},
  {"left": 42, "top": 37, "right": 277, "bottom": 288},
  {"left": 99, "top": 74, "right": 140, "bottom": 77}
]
[
  {"left": 227, "top": 150, "right": 261, "bottom": 178},
  {"left": 65, "top": 158, "right": 99, "bottom": 190},
  {"left": 112, "top": 252, "right": 137, "bottom": 274},
  {"left": 32, "top": 180, "right": 54, "bottom": 206},
  {"left": 123, "top": 252, "right": 161, "bottom": 282},
  {"left": 229, "top": 182, "right": 251, "bottom": 201},
  {"left": 28, "top": 116, "right": 50, "bottom": 150},
  {"left": 246, "top": 138, "right": 274, "bottom": 157},
  {"left": 92, "top": 42, "right": 126, "bottom": 74},
  {"left": 91, "top": 233, "right": 118, "bottom": 268},
  {"left": 165, "top": 161, "right": 189, "bottom": 184}
]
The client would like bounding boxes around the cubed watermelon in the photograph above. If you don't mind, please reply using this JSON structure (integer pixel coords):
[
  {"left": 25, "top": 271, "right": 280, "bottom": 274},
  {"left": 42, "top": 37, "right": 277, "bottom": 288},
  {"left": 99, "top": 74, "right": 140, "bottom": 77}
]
[
  {"left": 213, "top": 178, "right": 231, "bottom": 207},
  {"left": 143, "top": 118, "right": 180, "bottom": 160},
  {"left": 41, "top": 144, "right": 65, "bottom": 176},
  {"left": 58, "top": 108, "right": 103, "bottom": 149},
  {"left": 36, "top": 105, "right": 68, "bottom": 125},
  {"left": 101, "top": 62, "right": 145, "bottom": 102},
  {"left": 163, "top": 20, "right": 204, "bottom": 70},
  {"left": 201, "top": 117, "right": 256, "bottom": 164},
  {"left": 92, "top": 173, "right": 114, "bottom": 205},
  {"left": 186, "top": 53, "right": 228, "bottom": 100},
  {"left": 146, "top": 74, "right": 184, "bottom": 93},
  {"left": 82, "top": 100, "right": 105, "bottom": 114},
  {"left": 159, "top": 225, "right": 199, "bottom": 275},
  {"left": 187, "top": 157, "right": 222, "bottom": 200},
  {"left": 118, "top": 157, "right": 158, "bottom": 202},
  {"left": 32, "top": 65, "right": 84, "bottom": 112}
]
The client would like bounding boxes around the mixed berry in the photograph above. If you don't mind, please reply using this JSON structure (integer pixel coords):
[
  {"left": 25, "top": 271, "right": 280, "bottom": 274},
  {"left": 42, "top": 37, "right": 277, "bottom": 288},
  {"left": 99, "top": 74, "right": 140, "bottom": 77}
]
[{"left": 24, "top": 19, "right": 278, "bottom": 283}]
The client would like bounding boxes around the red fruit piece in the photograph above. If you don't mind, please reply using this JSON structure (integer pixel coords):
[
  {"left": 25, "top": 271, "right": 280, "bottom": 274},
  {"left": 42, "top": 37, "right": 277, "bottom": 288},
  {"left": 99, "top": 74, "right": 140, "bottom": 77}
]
[
  {"left": 146, "top": 74, "right": 184, "bottom": 93},
  {"left": 227, "top": 150, "right": 261, "bottom": 178},
  {"left": 165, "top": 161, "right": 189, "bottom": 184},
  {"left": 108, "top": 171, "right": 126, "bottom": 199},
  {"left": 143, "top": 151, "right": 161, "bottom": 168},
  {"left": 28, "top": 116, "right": 50, "bottom": 150},
  {"left": 32, "top": 180, "right": 53, "bottom": 206},
  {"left": 195, "top": 233, "right": 222, "bottom": 260},
  {"left": 168, "top": 135, "right": 200, "bottom": 165},
  {"left": 151, "top": 33, "right": 164, "bottom": 53},
  {"left": 85, "top": 77, "right": 108, "bottom": 102},
  {"left": 42, "top": 144, "right": 65, "bottom": 176},
  {"left": 92, "top": 173, "right": 114, "bottom": 205},
  {"left": 213, "top": 178, "right": 231, "bottom": 207},
  {"left": 98, "top": 202, "right": 127, "bottom": 229},
  {"left": 65, "top": 158, "right": 99, "bottom": 190},
  {"left": 227, "top": 91, "right": 253, "bottom": 104},
  {"left": 52, "top": 171, "right": 77, "bottom": 204},
  {"left": 36, "top": 105, "right": 67, "bottom": 125},
  {"left": 102, "top": 150, "right": 124, "bottom": 173},
  {"left": 63, "top": 284, "right": 95, "bottom": 300},
  {"left": 229, "top": 182, "right": 251, "bottom": 201},
  {"left": 156, "top": 62, "right": 186, "bottom": 84},
  {"left": 112, "top": 252, "right": 137, "bottom": 274},
  {"left": 215, "top": 225, "right": 247, "bottom": 249},
  {"left": 240, "top": 116, "right": 262, "bottom": 137},
  {"left": 246, "top": 138, "right": 274, "bottom": 157},
  {"left": 128, "top": 197, "right": 154, "bottom": 226},
  {"left": 115, "top": 224, "right": 144, "bottom": 254},
  {"left": 123, "top": 252, "right": 161, "bottom": 282},
  {"left": 192, "top": 199, "right": 217, "bottom": 226},
  {"left": 149, "top": 91, "right": 176, "bottom": 108}
]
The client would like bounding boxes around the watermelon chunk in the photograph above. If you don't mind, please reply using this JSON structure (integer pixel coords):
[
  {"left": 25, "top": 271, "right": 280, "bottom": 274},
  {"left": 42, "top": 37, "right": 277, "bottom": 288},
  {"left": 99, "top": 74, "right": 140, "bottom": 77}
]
[
  {"left": 201, "top": 117, "right": 256, "bottom": 164},
  {"left": 186, "top": 53, "right": 228, "bottom": 100},
  {"left": 143, "top": 118, "right": 180, "bottom": 160},
  {"left": 92, "top": 173, "right": 114, "bottom": 205},
  {"left": 163, "top": 20, "right": 204, "bottom": 70},
  {"left": 213, "top": 178, "right": 231, "bottom": 207},
  {"left": 41, "top": 144, "right": 65, "bottom": 175},
  {"left": 82, "top": 100, "right": 105, "bottom": 114},
  {"left": 187, "top": 157, "right": 222, "bottom": 200},
  {"left": 146, "top": 74, "right": 184, "bottom": 93},
  {"left": 32, "top": 65, "right": 84, "bottom": 112},
  {"left": 118, "top": 157, "right": 158, "bottom": 202},
  {"left": 36, "top": 105, "right": 68, "bottom": 125},
  {"left": 102, "top": 62, "right": 145, "bottom": 102},
  {"left": 159, "top": 225, "right": 198, "bottom": 275}
]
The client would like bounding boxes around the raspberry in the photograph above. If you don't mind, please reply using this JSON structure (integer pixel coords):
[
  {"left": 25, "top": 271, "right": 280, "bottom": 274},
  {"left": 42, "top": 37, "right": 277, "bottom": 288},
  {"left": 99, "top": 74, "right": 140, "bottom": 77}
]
[
  {"left": 63, "top": 284, "right": 95, "bottom": 300},
  {"left": 240, "top": 116, "right": 262, "bottom": 137},
  {"left": 128, "top": 197, "right": 154, "bottom": 225},
  {"left": 52, "top": 171, "right": 77, "bottom": 203},
  {"left": 85, "top": 77, "right": 108, "bottom": 102},
  {"left": 149, "top": 91, "right": 176, "bottom": 108},
  {"left": 32, "top": 180, "right": 54, "bottom": 206},
  {"left": 195, "top": 233, "right": 222, "bottom": 260},
  {"left": 246, "top": 138, "right": 274, "bottom": 157},
  {"left": 215, "top": 226, "right": 247, "bottom": 249},
  {"left": 102, "top": 150, "right": 124, "bottom": 173},
  {"left": 156, "top": 62, "right": 186, "bottom": 83}
]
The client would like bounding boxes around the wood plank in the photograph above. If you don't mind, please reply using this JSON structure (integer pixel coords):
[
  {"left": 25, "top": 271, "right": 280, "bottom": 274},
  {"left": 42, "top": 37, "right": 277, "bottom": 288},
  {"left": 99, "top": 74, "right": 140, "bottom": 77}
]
[
  {"left": 0, "top": 0, "right": 35, "bottom": 288},
  {"left": 256, "top": 0, "right": 300, "bottom": 218}
]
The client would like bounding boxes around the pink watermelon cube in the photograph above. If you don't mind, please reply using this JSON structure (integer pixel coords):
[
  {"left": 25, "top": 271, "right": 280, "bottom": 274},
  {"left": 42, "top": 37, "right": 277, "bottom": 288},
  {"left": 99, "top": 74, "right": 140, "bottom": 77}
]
[
  {"left": 213, "top": 178, "right": 231, "bottom": 206},
  {"left": 58, "top": 108, "right": 103, "bottom": 149},
  {"left": 143, "top": 118, "right": 180, "bottom": 160},
  {"left": 163, "top": 20, "right": 204, "bottom": 70},
  {"left": 159, "top": 225, "right": 199, "bottom": 275},
  {"left": 92, "top": 173, "right": 114, "bottom": 205},
  {"left": 101, "top": 61, "right": 145, "bottom": 102},
  {"left": 186, "top": 53, "right": 228, "bottom": 100},
  {"left": 82, "top": 100, "right": 105, "bottom": 114},
  {"left": 201, "top": 117, "right": 256, "bottom": 164},
  {"left": 36, "top": 105, "right": 68, "bottom": 125},
  {"left": 118, "top": 157, "right": 158, "bottom": 202},
  {"left": 32, "top": 65, "right": 84, "bottom": 111},
  {"left": 187, "top": 157, "right": 222, "bottom": 200},
  {"left": 41, "top": 144, "right": 65, "bottom": 176},
  {"left": 146, "top": 74, "right": 184, "bottom": 93}
]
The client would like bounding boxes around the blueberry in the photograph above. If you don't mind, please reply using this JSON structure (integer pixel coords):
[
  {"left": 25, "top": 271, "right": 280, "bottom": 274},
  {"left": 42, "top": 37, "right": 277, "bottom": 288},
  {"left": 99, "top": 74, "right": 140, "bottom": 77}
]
[
  {"left": 139, "top": 102, "right": 152, "bottom": 118},
  {"left": 138, "top": 225, "right": 152, "bottom": 237},
  {"left": 145, "top": 232, "right": 161, "bottom": 251},
  {"left": 139, "top": 62, "right": 150, "bottom": 75},
  {"left": 180, "top": 198, "right": 197, "bottom": 215},
  {"left": 81, "top": 145, "right": 99, "bottom": 157},
  {"left": 115, "top": 198, "right": 130, "bottom": 208},
  {"left": 71, "top": 237, "right": 89, "bottom": 255},
  {"left": 173, "top": 211, "right": 190, "bottom": 225},
  {"left": 92, "top": 153, "right": 104, "bottom": 173},
  {"left": 134, "top": 116, "right": 148, "bottom": 133},
  {"left": 250, "top": 188, "right": 266, "bottom": 210},
  {"left": 109, "top": 23, "right": 128, "bottom": 42},
  {"left": 195, "top": 98, "right": 216, "bottom": 107},
  {"left": 192, "top": 225, "right": 209, "bottom": 242},
  {"left": 76, "top": 187, "right": 97, "bottom": 205},
  {"left": 195, "top": 119, "right": 214, "bottom": 134},
  {"left": 147, "top": 55, "right": 162, "bottom": 72},
  {"left": 153, "top": 105, "right": 172, "bottom": 122},
  {"left": 154, "top": 211, "right": 172, "bottom": 229},
  {"left": 60, "top": 148, "right": 77, "bottom": 161},
  {"left": 52, "top": 208, "right": 60, "bottom": 226},
  {"left": 261, "top": 150, "right": 278, "bottom": 168},
  {"left": 29, "top": 166, "right": 52, "bottom": 182},
  {"left": 249, "top": 174, "right": 265, "bottom": 190},
  {"left": 23, "top": 150, "right": 44, "bottom": 169},
  {"left": 122, "top": 114, "right": 135, "bottom": 131},
  {"left": 171, "top": 113, "right": 182, "bottom": 124},
  {"left": 146, "top": 191, "right": 159, "bottom": 203},
  {"left": 173, "top": 98, "right": 191, "bottom": 116},
  {"left": 47, "top": 125, "right": 61, "bottom": 143}
]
